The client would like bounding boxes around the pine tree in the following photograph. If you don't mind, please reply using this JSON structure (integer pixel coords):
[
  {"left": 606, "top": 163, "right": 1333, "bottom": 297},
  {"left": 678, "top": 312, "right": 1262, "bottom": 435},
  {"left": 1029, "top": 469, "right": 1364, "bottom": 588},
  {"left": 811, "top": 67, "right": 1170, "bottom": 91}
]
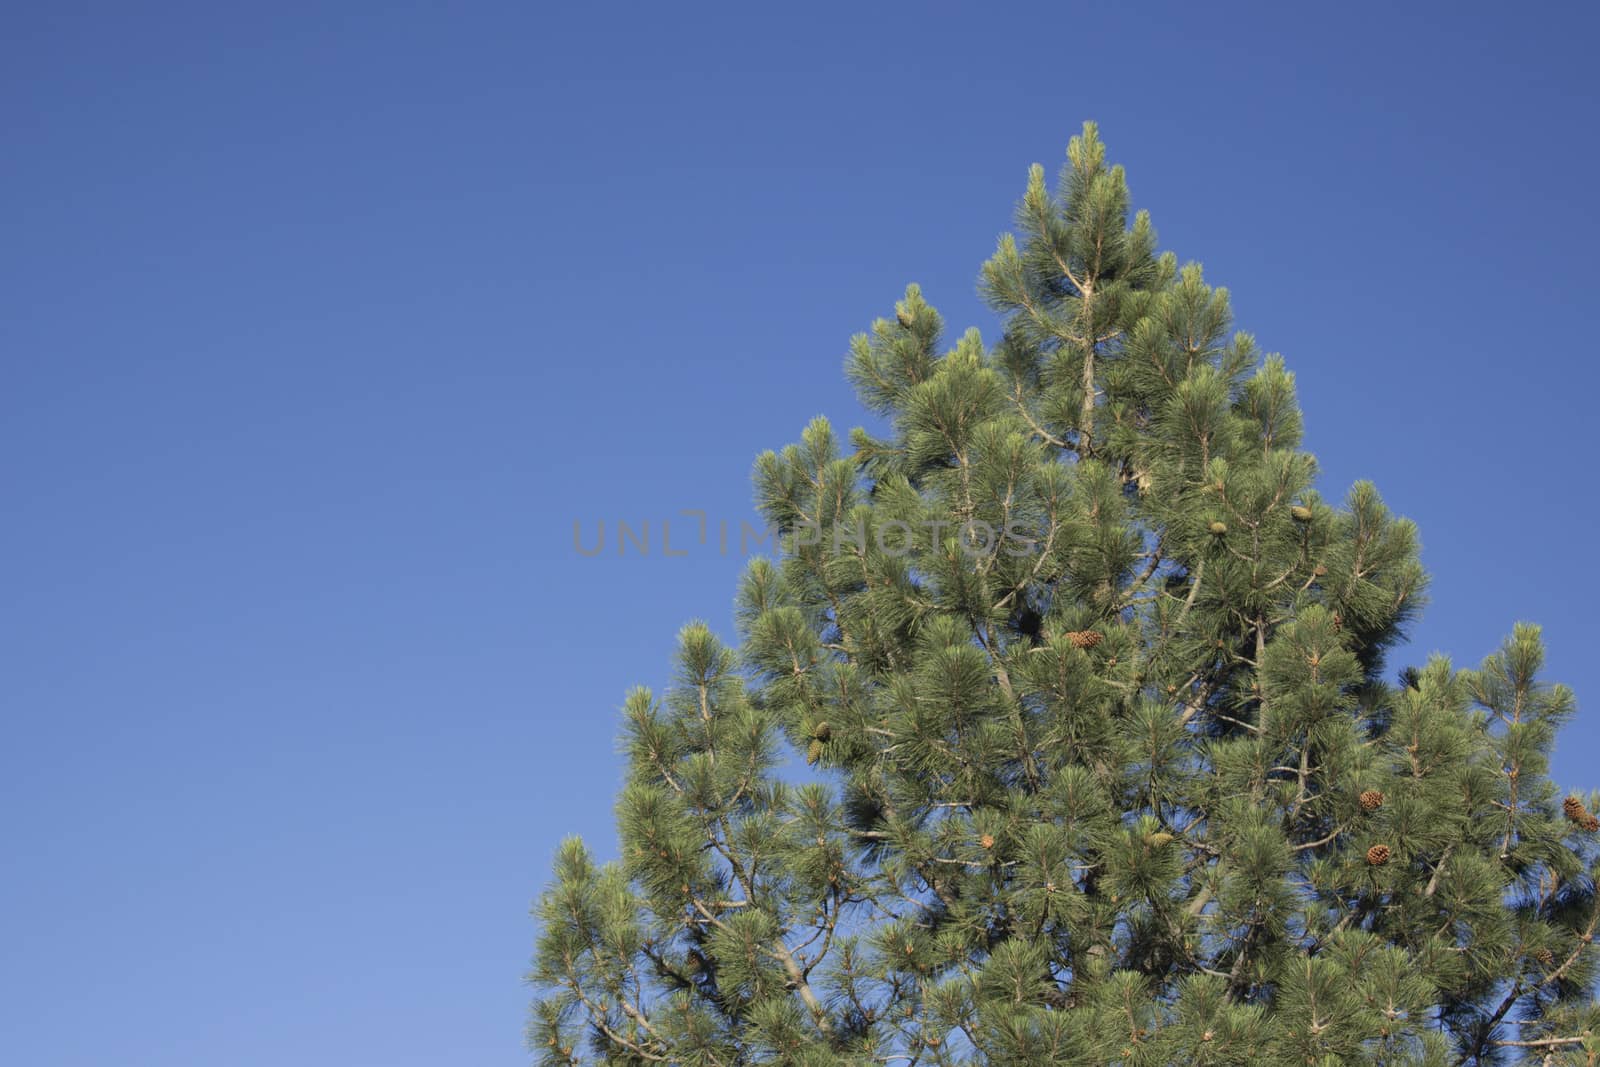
[{"left": 528, "top": 123, "right": 1598, "bottom": 1065}]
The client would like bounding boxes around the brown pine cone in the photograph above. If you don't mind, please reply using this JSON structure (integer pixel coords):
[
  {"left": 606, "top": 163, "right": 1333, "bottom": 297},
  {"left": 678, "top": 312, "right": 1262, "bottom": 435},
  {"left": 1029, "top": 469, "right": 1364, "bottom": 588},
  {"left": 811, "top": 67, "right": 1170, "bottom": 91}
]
[
  {"left": 1563, "top": 795, "right": 1586, "bottom": 821},
  {"left": 1581, "top": 814, "right": 1600, "bottom": 833},
  {"left": 1359, "top": 789, "right": 1385, "bottom": 812},
  {"left": 979, "top": 833, "right": 995, "bottom": 850},
  {"left": 1066, "top": 629, "right": 1103, "bottom": 650},
  {"left": 811, "top": 720, "right": 831, "bottom": 742},
  {"left": 1536, "top": 947, "right": 1556, "bottom": 967},
  {"left": 1366, "top": 844, "right": 1391, "bottom": 866}
]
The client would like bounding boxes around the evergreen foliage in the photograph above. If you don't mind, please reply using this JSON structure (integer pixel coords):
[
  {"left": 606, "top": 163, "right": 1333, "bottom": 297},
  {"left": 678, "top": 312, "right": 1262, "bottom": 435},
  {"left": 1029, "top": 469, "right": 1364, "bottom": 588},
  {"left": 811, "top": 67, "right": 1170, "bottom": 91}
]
[{"left": 529, "top": 124, "right": 1598, "bottom": 1065}]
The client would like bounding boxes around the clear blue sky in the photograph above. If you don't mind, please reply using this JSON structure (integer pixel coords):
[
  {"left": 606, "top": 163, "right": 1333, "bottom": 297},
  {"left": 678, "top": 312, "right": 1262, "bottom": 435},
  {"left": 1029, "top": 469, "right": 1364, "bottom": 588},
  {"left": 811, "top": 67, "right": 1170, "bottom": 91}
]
[{"left": 3, "top": 3, "right": 1596, "bottom": 1064}]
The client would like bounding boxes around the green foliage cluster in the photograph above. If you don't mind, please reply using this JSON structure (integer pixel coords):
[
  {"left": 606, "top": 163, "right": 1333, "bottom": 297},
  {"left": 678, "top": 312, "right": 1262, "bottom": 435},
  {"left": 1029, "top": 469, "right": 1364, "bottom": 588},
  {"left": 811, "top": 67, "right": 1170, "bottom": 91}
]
[{"left": 529, "top": 124, "right": 1598, "bottom": 1065}]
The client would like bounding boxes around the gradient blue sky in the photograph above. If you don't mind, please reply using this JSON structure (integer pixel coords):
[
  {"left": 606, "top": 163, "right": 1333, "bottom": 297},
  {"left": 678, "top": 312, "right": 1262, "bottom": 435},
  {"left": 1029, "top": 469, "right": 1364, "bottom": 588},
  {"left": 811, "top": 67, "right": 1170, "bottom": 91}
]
[{"left": 4, "top": 3, "right": 1597, "bottom": 1064}]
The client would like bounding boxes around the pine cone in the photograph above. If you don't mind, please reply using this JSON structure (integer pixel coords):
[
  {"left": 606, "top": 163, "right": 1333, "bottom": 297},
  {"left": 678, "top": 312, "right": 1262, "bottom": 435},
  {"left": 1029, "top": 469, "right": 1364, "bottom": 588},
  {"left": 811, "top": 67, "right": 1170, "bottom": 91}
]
[
  {"left": 811, "top": 721, "right": 831, "bottom": 742},
  {"left": 1536, "top": 947, "right": 1556, "bottom": 967},
  {"left": 1359, "top": 789, "right": 1385, "bottom": 812},
  {"left": 1563, "top": 795, "right": 1586, "bottom": 821},
  {"left": 1066, "top": 629, "right": 1102, "bottom": 650},
  {"left": 1366, "top": 844, "right": 1391, "bottom": 866},
  {"left": 806, "top": 738, "right": 824, "bottom": 765},
  {"left": 1208, "top": 521, "right": 1228, "bottom": 536},
  {"left": 1582, "top": 814, "right": 1600, "bottom": 833},
  {"left": 979, "top": 833, "right": 995, "bottom": 850},
  {"left": 1291, "top": 505, "right": 1313, "bottom": 522},
  {"left": 896, "top": 309, "right": 914, "bottom": 329},
  {"left": 1312, "top": 564, "right": 1328, "bottom": 576}
]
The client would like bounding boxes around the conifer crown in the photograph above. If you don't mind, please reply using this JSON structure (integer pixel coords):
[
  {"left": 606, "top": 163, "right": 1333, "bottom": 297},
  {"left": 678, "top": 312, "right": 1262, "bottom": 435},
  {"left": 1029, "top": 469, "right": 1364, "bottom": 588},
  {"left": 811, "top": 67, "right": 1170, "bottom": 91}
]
[{"left": 529, "top": 123, "right": 1596, "bottom": 1065}]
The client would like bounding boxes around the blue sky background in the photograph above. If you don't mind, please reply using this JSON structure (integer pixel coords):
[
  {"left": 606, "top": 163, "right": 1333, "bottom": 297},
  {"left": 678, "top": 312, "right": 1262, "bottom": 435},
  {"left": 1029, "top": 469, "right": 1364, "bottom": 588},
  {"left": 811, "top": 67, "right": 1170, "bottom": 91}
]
[{"left": 3, "top": 3, "right": 1597, "bottom": 1064}]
